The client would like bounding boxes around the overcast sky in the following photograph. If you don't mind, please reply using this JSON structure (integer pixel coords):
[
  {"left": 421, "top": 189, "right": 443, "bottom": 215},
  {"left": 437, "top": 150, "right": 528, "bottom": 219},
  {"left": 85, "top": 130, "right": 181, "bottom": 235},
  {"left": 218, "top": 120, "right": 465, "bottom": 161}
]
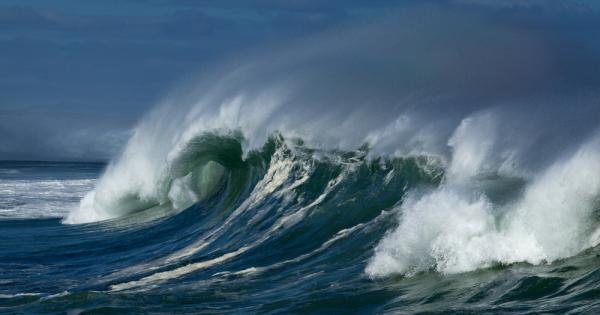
[{"left": 1, "top": 0, "right": 600, "bottom": 161}]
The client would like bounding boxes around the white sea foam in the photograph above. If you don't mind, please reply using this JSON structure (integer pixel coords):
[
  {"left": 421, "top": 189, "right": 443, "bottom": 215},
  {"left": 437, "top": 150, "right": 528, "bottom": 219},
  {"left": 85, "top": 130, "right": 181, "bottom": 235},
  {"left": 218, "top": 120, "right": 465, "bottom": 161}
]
[
  {"left": 0, "top": 179, "right": 96, "bottom": 219},
  {"left": 367, "top": 116, "right": 600, "bottom": 277},
  {"left": 110, "top": 246, "right": 250, "bottom": 291},
  {"left": 0, "top": 292, "right": 41, "bottom": 298}
]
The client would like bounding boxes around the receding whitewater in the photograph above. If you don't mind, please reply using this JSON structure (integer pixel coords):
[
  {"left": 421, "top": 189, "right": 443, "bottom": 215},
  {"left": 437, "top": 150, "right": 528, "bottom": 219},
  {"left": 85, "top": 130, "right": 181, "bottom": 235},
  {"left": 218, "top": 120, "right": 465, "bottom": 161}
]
[{"left": 2, "top": 133, "right": 600, "bottom": 314}]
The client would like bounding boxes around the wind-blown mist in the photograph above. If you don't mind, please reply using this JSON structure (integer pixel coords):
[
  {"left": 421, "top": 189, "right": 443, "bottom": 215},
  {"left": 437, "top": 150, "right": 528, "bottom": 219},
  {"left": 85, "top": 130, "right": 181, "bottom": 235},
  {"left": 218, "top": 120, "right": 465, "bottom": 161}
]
[{"left": 65, "top": 3, "right": 600, "bottom": 278}]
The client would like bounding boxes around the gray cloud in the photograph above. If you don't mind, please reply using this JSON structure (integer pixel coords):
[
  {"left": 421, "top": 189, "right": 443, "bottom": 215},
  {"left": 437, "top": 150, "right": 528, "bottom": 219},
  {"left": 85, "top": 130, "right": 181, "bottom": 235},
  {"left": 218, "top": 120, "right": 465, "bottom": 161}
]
[
  {"left": 0, "top": 110, "right": 131, "bottom": 161},
  {"left": 1, "top": 1, "right": 599, "bottom": 161}
]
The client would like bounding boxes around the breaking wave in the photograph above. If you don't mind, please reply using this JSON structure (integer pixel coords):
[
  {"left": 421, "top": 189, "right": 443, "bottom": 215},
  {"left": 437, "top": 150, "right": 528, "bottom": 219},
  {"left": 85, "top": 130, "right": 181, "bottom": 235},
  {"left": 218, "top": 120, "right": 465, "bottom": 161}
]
[{"left": 64, "top": 100, "right": 600, "bottom": 281}]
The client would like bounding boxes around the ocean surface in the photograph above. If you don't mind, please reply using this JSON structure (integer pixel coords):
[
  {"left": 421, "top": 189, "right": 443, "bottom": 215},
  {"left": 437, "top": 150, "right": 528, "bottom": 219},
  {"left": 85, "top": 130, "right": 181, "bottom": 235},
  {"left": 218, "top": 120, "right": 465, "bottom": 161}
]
[{"left": 2, "top": 134, "right": 600, "bottom": 314}]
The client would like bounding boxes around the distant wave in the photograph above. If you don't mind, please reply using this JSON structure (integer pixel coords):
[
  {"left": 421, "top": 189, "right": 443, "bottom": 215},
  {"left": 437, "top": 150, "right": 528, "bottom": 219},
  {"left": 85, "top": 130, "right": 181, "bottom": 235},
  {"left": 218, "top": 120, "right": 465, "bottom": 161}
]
[{"left": 0, "top": 178, "right": 96, "bottom": 219}]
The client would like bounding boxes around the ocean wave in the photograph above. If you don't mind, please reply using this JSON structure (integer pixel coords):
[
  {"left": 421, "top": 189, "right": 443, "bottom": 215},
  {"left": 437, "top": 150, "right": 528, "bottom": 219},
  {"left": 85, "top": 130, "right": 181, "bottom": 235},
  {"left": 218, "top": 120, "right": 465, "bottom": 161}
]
[{"left": 66, "top": 107, "right": 600, "bottom": 282}]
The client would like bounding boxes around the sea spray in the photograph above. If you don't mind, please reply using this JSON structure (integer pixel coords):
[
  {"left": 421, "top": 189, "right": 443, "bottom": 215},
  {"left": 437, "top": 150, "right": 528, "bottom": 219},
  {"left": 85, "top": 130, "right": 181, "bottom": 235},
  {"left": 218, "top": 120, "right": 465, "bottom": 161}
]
[{"left": 367, "top": 125, "right": 600, "bottom": 277}]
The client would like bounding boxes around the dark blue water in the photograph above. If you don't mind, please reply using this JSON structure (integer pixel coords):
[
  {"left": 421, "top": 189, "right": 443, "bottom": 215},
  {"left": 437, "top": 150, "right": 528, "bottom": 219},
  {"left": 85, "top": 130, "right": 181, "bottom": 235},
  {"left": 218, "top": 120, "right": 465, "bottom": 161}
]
[{"left": 2, "top": 151, "right": 600, "bottom": 314}]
